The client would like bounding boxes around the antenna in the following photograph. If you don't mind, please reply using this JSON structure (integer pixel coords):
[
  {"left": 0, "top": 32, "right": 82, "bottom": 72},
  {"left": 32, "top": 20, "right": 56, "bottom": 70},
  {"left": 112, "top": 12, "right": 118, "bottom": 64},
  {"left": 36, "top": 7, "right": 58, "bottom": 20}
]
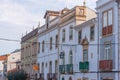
[
  {"left": 65, "top": 0, "right": 68, "bottom": 8},
  {"left": 38, "top": 21, "right": 40, "bottom": 27},
  {"left": 83, "top": 0, "right": 86, "bottom": 6},
  {"left": 26, "top": 31, "right": 27, "bottom": 35},
  {"left": 32, "top": 26, "right": 34, "bottom": 30},
  {"left": 22, "top": 33, "right": 23, "bottom": 37}
]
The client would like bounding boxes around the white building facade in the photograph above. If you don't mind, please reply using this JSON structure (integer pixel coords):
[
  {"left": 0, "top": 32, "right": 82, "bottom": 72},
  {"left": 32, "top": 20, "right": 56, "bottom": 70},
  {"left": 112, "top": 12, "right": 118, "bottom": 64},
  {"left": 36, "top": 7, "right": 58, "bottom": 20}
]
[
  {"left": 37, "top": 10, "right": 60, "bottom": 80},
  {"left": 7, "top": 49, "right": 21, "bottom": 72},
  {"left": 74, "top": 18, "right": 98, "bottom": 80},
  {"left": 37, "top": 5, "right": 97, "bottom": 80}
]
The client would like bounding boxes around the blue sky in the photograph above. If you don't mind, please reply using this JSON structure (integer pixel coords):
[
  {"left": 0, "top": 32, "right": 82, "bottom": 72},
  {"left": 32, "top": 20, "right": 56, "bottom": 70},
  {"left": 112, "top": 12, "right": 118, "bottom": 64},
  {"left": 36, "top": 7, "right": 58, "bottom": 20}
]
[{"left": 0, "top": 0, "right": 97, "bottom": 55}]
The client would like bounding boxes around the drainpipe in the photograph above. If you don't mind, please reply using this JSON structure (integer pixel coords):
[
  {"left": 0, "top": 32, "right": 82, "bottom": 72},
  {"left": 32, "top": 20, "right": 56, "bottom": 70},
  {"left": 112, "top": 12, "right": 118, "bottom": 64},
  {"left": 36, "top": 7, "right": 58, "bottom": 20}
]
[
  {"left": 117, "top": 1, "right": 120, "bottom": 80},
  {"left": 58, "top": 23, "right": 60, "bottom": 80},
  {"left": 96, "top": 12, "right": 100, "bottom": 80}
]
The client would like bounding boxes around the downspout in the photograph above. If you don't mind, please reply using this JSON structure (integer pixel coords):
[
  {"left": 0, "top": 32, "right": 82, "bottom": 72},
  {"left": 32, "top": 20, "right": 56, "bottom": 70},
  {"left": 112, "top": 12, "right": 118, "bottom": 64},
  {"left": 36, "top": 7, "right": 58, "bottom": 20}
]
[
  {"left": 58, "top": 22, "right": 60, "bottom": 80},
  {"left": 97, "top": 12, "right": 100, "bottom": 80},
  {"left": 117, "top": 1, "right": 119, "bottom": 80}
]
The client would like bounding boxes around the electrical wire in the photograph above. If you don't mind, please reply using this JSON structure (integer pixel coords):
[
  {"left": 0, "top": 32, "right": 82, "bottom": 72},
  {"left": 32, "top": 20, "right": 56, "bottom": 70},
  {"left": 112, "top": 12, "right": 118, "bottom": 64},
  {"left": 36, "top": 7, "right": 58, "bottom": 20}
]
[{"left": 0, "top": 37, "right": 120, "bottom": 46}]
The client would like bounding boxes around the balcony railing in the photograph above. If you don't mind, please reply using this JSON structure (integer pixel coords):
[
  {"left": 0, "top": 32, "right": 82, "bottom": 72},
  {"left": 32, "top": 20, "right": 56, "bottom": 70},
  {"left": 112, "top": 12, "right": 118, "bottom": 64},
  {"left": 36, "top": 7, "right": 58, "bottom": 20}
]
[
  {"left": 47, "top": 73, "right": 57, "bottom": 80},
  {"left": 52, "top": 73, "right": 57, "bottom": 80},
  {"left": 47, "top": 73, "right": 52, "bottom": 79},
  {"left": 59, "top": 65, "right": 65, "bottom": 74},
  {"left": 99, "top": 60, "right": 113, "bottom": 71},
  {"left": 102, "top": 25, "right": 112, "bottom": 36},
  {"left": 79, "top": 61, "right": 89, "bottom": 72},
  {"left": 66, "top": 64, "right": 73, "bottom": 74},
  {"left": 39, "top": 73, "right": 44, "bottom": 79}
]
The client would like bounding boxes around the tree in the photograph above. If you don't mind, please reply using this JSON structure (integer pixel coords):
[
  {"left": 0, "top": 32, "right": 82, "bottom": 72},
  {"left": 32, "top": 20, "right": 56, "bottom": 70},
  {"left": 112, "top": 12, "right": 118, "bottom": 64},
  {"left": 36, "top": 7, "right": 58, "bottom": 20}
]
[{"left": 7, "top": 69, "right": 27, "bottom": 80}]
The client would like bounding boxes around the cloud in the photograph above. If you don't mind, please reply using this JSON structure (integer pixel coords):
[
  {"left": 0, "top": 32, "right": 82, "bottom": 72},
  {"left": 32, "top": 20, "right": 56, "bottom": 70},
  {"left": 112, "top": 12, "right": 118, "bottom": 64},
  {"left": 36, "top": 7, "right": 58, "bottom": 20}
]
[
  {"left": 0, "top": 0, "right": 97, "bottom": 54},
  {"left": 0, "top": 1, "right": 41, "bottom": 26}
]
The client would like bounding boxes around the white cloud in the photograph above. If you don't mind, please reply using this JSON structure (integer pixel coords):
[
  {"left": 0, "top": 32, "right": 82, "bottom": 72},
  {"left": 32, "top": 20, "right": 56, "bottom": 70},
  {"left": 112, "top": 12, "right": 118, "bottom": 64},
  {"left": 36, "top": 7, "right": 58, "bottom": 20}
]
[
  {"left": 0, "top": 1, "right": 41, "bottom": 26},
  {"left": 0, "top": 0, "right": 97, "bottom": 54}
]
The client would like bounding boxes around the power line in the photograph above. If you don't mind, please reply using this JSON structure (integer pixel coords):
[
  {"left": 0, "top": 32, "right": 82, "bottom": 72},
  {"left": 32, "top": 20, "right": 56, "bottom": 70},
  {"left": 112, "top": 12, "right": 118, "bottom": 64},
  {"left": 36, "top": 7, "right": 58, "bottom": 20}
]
[
  {"left": 0, "top": 37, "right": 120, "bottom": 46},
  {"left": 0, "top": 38, "right": 20, "bottom": 42}
]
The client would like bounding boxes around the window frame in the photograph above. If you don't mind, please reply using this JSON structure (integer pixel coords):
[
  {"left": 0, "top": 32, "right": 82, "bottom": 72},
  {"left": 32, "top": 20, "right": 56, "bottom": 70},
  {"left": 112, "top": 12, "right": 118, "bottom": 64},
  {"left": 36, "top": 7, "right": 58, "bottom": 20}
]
[
  {"left": 62, "top": 29, "right": 66, "bottom": 42},
  {"left": 49, "top": 61, "right": 52, "bottom": 73},
  {"left": 69, "top": 25, "right": 73, "bottom": 40},
  {"left": 104, "top": 41, "right": 112, "bottom": 60},
  {"left": 38, "top": 42, "right": 40, "bottom": 53},
  {"left": 55, "top": 60, "right": 58, "bottom": 73},
  {"left": 90, "top": 26, "right": 95, "bottom": 41},
  {"left": 102, "top": 9, "right": 113, "bottom": 27},
  {"left": 42, "top": 41, "right": 44, "bottom": 52},
  {"left": 83, "top": 49, "right": 88, "bottom": 62},
  {"left": 62, "top": 52, "right": 65, "bottom": 65},
  {"left": 78, "top": 30, "right": 82, "bottom": 44},
  {"left": 55, "top": 35, "right": 58, "bottom": 48},
  {"left": 69, "top": 50, "right": 73, "bottom": 64},
  {"left": 50, "top": 37, "right": 52, "bottom": 50}
]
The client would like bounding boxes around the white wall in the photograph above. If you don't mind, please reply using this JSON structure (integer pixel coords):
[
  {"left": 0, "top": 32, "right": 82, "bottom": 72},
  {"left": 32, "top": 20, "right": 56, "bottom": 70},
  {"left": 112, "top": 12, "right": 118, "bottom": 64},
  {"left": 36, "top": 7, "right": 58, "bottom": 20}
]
[
  {"left": 7, "top": 51, "right": 21, "bottom": 71},
  {"left": 38, "top": 27, "right": 59, "bottom": 80},
  {"left": 75, "top": 19, "right": 98, "bottom": 80}
]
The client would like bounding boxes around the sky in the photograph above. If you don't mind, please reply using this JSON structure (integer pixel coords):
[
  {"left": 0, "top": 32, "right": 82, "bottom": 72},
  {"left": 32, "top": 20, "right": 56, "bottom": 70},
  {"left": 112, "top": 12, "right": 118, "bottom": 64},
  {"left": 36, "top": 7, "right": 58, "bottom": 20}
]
[{"left": 0, "top": 0, "right": 97, "bottom": 55}]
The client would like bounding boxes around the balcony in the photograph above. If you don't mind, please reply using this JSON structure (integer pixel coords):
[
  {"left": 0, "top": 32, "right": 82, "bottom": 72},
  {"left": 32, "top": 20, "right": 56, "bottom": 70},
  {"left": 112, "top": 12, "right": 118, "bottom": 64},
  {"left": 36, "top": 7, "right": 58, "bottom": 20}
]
[
  {"left": 99, "top": 60, "right": 113, "bottom": 71},
  {"left": 47, "top": 73, "right": 57, "bottom": 80},
  {"left": 59, "top": 65, "right": 65, "bottom": 74},
  {"left": 47, "top": 73, "right": 52, "bottom": 79},
  {"left": 79, "top": 61, "right": 89, "bottom": 72},
  {"left": 52, "top": 73, "right": 57, "bottom": 80},
  {"left": 66, "top": 64, "right": 73, "bottom": 74},
  {"left": 39, "top": 73, "right": 44, "bottom": 80},
  {"left": 102, "top": 25, "right": 112, "bottom": 36}
]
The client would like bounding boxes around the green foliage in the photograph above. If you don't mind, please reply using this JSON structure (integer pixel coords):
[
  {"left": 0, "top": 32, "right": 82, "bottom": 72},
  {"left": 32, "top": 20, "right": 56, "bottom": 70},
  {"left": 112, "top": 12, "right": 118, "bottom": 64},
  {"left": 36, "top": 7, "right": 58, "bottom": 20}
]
[{"left": 7, "top": 69, "right": 27, "bottom": 80}]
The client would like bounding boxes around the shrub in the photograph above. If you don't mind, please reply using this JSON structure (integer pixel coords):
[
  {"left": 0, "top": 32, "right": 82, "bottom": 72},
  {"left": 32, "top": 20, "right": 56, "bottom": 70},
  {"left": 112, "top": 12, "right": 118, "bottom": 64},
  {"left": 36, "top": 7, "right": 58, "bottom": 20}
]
[{"left": 7, "top": 69, "right": 27, "bottom": 80}]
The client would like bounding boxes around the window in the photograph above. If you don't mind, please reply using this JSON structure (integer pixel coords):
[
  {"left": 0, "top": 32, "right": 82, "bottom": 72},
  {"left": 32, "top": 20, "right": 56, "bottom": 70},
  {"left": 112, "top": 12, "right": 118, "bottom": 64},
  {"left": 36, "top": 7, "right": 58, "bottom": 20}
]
[
  {"left": 46, "top": 62, "right": 47, "bottom": 67},
  {"left": 55, "top": 60, "right": 58, "bottom": 73},
  {"left": 62, "top": 52, "right": 65, "bottom": 65},
  {"left": 62, "top": 77, "right": 64, "bottom": 80},
  {"left": 56, "top": 35, "right": 58, "bottom": 48},
  {"left": 90, "top": 26, "right": 95, "bottom": 41},
  {"left": 42, "top": 63, "right": 44, "bottom": 73},
  {"left": 69, "top": 50, "right": 73, "bottom": 64},
  {"left": 12, "top": 57, "right": 15, "bottom": 59},
  {"left": 38, "top": 42, "right": 40, "bottom": 53},
  {"left": 104, "top": 43, "right": 111, "bottom": 60},
  {"left": 69, "top": 77, "right": 72, "bottom": 80},
  {"left": 78, "top": 30, "right": 82, "bottom": 43},
  {"left": 103, "top": 9, "right": 113, "bottom": 27},
  {"left": 46, "top": 16, "right": 49, "bottom": 28},
  {"left": 62, "top": 29, "right": 65, "bottom": 42},
  {"left": 103, "top": 12, "right": 107, "bottom": 27},
  {"left": 108, "top": 10, "right": 112, "bottom": 25},
  {"left": 42, "top": 41, "right": 44, "bottom": 52},
  {"left": 69, "top": 26, "right": 73, "bottom": 40},
  {"left": 79, "top": 9, "right": 84, "bottom": 16},
  {"left": 50, "top": 37, "right": 52, "bottom": 50},
  {"left": 83, "top": 49, "right": 88, "bottom": 61},
  {"left": 49, "top": 61, "right": 52, "bottom": 73}
]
